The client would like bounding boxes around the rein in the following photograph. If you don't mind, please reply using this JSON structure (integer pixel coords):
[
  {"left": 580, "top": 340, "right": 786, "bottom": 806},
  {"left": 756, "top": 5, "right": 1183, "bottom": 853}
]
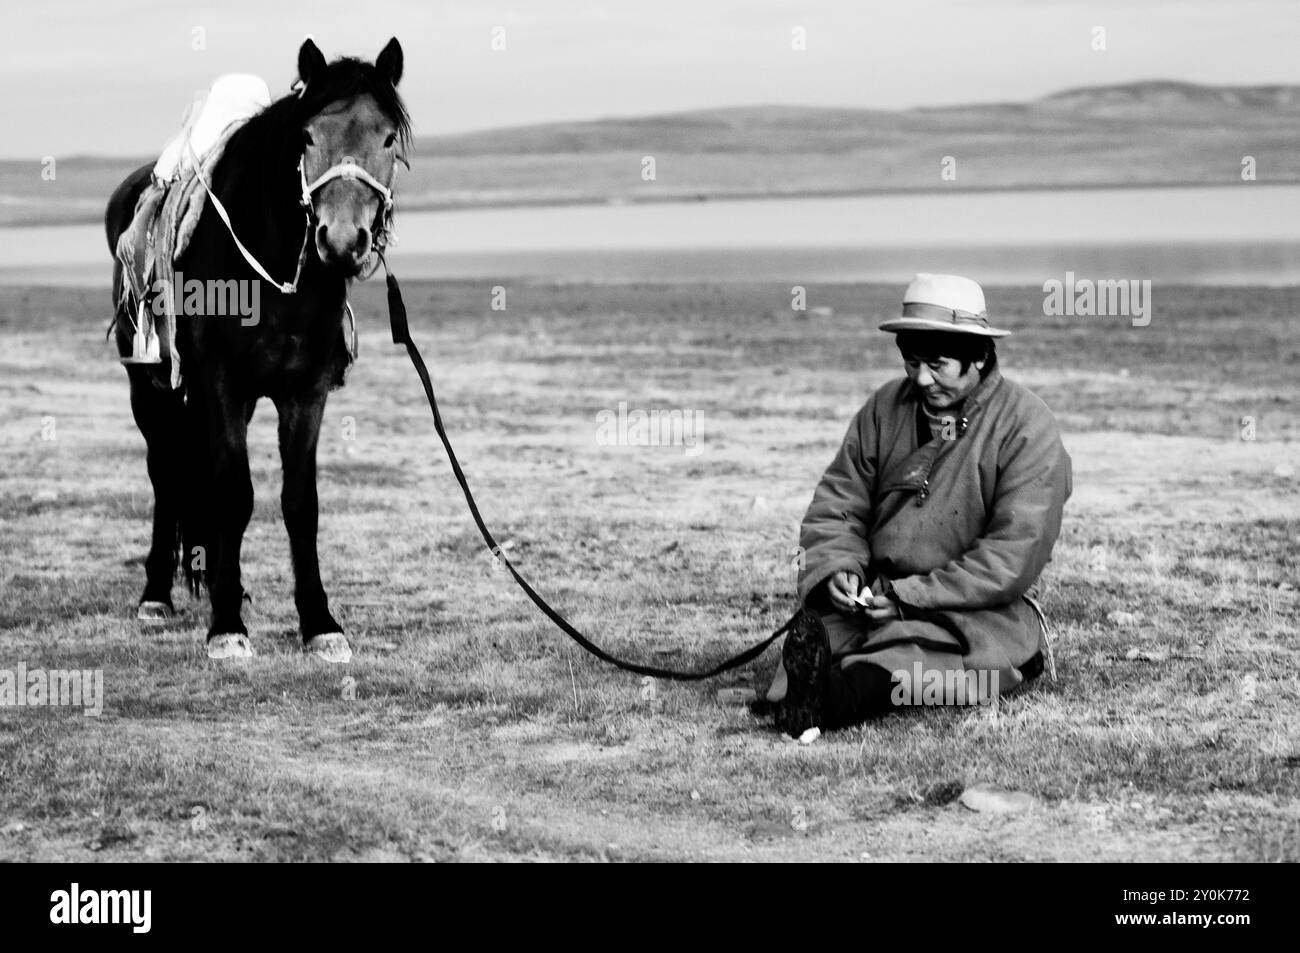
[
  {"left": 202, "top": 116, "right": 793, "bottom": 681},
  {"left": 382, "top": 262, "right": 796, "bottom": 682}
]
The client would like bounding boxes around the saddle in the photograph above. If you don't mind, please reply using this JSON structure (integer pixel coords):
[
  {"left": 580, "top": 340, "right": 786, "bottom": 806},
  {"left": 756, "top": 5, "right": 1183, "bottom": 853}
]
[{"left": 115, "top": 75, "right": 272, "bottom": 388}]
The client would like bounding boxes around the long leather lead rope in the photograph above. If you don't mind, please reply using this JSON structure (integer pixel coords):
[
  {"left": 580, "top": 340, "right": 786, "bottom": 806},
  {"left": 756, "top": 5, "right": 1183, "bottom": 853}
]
[{"left": 383, "top": 266, "right": 794, "bottom": 681}]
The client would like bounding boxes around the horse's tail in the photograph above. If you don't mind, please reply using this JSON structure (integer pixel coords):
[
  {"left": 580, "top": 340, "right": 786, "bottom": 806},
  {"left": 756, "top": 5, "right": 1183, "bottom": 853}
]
[
  {"left": 105, "top": 163, "right": 153, "bottom": 256},
  {"left": 106, "top": 163, "right": 155, "bottom": 343}
]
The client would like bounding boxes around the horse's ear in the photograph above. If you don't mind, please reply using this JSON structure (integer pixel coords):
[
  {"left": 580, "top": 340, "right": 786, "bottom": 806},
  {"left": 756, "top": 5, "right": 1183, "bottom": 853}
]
[
  {"left": 298, "top": 37, "right": 328, "bottom": 88},
  {"left": 376, "top": 37, "right": 403, "bottom": 86}
]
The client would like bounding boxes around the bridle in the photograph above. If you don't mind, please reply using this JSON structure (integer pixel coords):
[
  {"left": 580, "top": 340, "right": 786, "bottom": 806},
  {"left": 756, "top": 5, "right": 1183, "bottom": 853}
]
[
  {"left": 298, "top": 153, "right": 398, "bottom": 282},
  {"left": 189, "top": 128, "right": 400, "bottom": 294},
  {"left": 299, "top": 155, "right": 395, "bottom": 219}
]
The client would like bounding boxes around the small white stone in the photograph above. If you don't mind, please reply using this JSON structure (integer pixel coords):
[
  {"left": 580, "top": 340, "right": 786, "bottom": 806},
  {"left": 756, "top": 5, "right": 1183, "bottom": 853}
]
[
  {"left": 1240, "top": 674, "right": 1258, "bottom": 703},
  {"left": 798, "top": 727, "right": 821, "bottom": 745}
]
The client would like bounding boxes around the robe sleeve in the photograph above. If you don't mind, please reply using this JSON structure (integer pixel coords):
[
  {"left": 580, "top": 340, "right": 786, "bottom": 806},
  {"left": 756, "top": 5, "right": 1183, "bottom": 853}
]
[
  {"left": 796, "top": 398, "right": 878, "bottom": 606},
  {"left": 890, "top": 406, "right": 1072, "bottom": 611}
]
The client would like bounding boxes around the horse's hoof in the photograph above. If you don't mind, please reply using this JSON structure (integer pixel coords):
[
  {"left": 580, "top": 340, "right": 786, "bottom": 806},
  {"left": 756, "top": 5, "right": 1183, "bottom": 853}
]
[
  {"left": 137, "top": 601, "right": 174, "bottom": 624},
  {"left": 207, "top": 633, "right": 254, "bottom": 660},
  {"left": 306, "top": 633, "right": 352, "bottom": 664}
]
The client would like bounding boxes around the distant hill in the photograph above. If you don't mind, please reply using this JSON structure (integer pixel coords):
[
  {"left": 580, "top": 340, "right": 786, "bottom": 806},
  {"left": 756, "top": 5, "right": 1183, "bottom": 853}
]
[
  {"left": 1036, "top": 80, "right": 1300, "bottom": 115},
  {"left": 417, "top": 81, "right": 1300, "bottom": 154},
  {"left": 3, "top": 80, "right": 1297, "bottom": 227}
]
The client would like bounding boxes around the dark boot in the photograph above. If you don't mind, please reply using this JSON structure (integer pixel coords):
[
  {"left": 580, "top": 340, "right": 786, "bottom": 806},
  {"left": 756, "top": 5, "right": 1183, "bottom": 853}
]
[{"left": 775, "top": 609, "right": 832, "bottom": 738}]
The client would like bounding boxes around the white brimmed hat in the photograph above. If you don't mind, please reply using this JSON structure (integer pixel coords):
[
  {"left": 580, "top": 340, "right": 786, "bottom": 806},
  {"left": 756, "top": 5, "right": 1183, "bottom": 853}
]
[{"left": 878, "top": 273, "right": 1010, "bottom": 338}]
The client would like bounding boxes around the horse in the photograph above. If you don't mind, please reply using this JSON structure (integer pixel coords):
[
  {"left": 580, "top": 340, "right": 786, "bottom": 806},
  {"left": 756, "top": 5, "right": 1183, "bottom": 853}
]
[{"left": 104, "top": 38, "right": 411, "bottom": 661}]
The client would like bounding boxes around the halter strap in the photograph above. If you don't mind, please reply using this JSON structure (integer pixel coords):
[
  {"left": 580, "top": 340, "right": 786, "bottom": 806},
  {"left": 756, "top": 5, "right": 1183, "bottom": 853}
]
[
  {"left": 299, "top": 156, "right": 398, "bottom": 274},
  {"left": 299, "top": 157, "right": 394, "bottom": 211}
]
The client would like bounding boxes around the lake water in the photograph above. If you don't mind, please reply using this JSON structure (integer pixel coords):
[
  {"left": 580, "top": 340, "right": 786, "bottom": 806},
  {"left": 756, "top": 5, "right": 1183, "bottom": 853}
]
[{"left": 2, "top": 185, "right": 1297, "bottom": 286}]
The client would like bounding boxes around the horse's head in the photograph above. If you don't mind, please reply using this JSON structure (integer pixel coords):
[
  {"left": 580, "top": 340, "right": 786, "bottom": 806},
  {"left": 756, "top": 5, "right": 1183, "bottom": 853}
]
[{"left": 296, "top": 38, "right": 410, "bottom": 276}]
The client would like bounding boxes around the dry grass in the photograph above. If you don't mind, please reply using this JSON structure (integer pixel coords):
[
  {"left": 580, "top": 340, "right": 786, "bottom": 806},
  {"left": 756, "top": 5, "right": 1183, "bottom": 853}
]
[{"left": 0, "top": 280, "right": 1297, "bottom": 861}]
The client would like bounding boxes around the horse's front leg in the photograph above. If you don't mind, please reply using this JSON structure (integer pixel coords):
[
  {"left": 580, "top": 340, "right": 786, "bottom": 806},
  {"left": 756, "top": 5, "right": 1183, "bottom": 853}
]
[
  {"left": 275, "top": 389, "right": 348, "bottom": 662},
  {"left": 200, "top": 371, "right": 255, "bottom": 659}
]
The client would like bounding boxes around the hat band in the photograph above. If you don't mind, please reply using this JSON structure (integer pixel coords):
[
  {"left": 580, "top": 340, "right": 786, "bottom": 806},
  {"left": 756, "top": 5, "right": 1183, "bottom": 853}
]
[{"left": 901, "top": 301, "right": 990, "bottom": 328}]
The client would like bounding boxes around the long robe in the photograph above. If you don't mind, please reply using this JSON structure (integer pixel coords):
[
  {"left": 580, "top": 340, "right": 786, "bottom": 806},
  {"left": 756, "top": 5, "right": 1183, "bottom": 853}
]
[{"left": 772, "top": 365, "right": 1072, "bottom": 703}]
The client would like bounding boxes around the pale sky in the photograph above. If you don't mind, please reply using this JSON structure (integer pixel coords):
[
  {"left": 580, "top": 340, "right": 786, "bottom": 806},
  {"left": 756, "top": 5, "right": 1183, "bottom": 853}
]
[{"left": 2, "top": 0, "right": 1297, "bottom": 158}]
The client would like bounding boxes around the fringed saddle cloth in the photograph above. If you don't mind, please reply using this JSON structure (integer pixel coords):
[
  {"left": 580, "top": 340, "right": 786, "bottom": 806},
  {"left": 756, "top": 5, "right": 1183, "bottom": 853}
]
[{"left": 115, "top": 74, "right": 272, "bottom": 389}]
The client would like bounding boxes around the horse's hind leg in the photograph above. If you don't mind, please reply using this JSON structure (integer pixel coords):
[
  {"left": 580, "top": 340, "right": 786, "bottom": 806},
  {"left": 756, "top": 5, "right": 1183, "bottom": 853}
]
[
  {"left": 124, "top": 365, "right": 186, "bottom": 622},
  {"left": 110, "top": 179, "right": 184, "bottom": 623}
]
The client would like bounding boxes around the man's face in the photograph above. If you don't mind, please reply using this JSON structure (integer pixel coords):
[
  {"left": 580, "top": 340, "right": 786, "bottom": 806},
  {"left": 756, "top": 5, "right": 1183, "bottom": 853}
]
[{"left": 902, "top": 353, "right": 984, "bottom": 409}]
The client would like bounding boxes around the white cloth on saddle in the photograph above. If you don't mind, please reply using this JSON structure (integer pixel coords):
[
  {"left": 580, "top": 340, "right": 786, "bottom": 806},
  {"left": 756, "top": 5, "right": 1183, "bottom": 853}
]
[
  {"left": 154, "top": 74, "right": 271, "bottom": 182},
  {"left": 116, "top": 74, "right": 271, "bottom": 390}
]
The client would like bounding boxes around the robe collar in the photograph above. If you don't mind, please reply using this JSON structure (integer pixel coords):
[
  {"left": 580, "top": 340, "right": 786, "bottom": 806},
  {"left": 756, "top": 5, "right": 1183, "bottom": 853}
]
[{"left": 882, "top": 367, "right": 1005, "bottom": 503}]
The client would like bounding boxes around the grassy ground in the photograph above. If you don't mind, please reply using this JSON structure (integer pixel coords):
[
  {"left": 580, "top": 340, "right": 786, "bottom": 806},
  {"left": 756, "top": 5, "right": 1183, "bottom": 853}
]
[{"left": 1, "top": 280, "right": 1297, "bottom": 861}]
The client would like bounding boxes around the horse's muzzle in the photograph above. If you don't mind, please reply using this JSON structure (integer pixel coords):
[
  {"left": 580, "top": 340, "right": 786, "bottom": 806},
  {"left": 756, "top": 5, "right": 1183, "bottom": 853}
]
[{"left": 315, "top": 220, "right": 373, "bottom": 274}]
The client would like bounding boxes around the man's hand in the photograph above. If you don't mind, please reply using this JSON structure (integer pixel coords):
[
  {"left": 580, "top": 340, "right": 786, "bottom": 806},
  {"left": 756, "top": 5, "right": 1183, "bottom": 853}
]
[
  {"left": 860, "top": 594, "right": 900, "bottom": 624},
  {"left": 824, "top": 571, "right": 863, "bottom": 612}
]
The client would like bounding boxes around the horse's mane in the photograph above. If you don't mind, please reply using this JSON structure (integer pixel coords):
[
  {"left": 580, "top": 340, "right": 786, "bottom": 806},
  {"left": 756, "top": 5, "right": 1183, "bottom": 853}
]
[{"left": 264, "top": 56, "right": 412, "bottom": 153}]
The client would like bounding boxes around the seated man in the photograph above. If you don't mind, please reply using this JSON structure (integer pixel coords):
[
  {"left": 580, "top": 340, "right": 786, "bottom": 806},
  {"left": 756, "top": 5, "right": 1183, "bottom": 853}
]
[{"left": 768, "top": 273, "right": 1073, "bottom": 737}]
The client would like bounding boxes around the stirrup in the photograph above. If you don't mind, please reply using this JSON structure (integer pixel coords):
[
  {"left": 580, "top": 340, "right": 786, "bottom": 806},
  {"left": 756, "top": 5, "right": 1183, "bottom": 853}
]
[{"left": 120, "top": 301, "right": 162, "bottom": 365}]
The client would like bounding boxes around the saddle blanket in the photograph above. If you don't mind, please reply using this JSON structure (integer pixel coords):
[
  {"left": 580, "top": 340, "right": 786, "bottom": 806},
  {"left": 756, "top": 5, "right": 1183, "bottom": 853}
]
[{"left": 115, "top": 75, "right": 272, "bottom": 389}]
